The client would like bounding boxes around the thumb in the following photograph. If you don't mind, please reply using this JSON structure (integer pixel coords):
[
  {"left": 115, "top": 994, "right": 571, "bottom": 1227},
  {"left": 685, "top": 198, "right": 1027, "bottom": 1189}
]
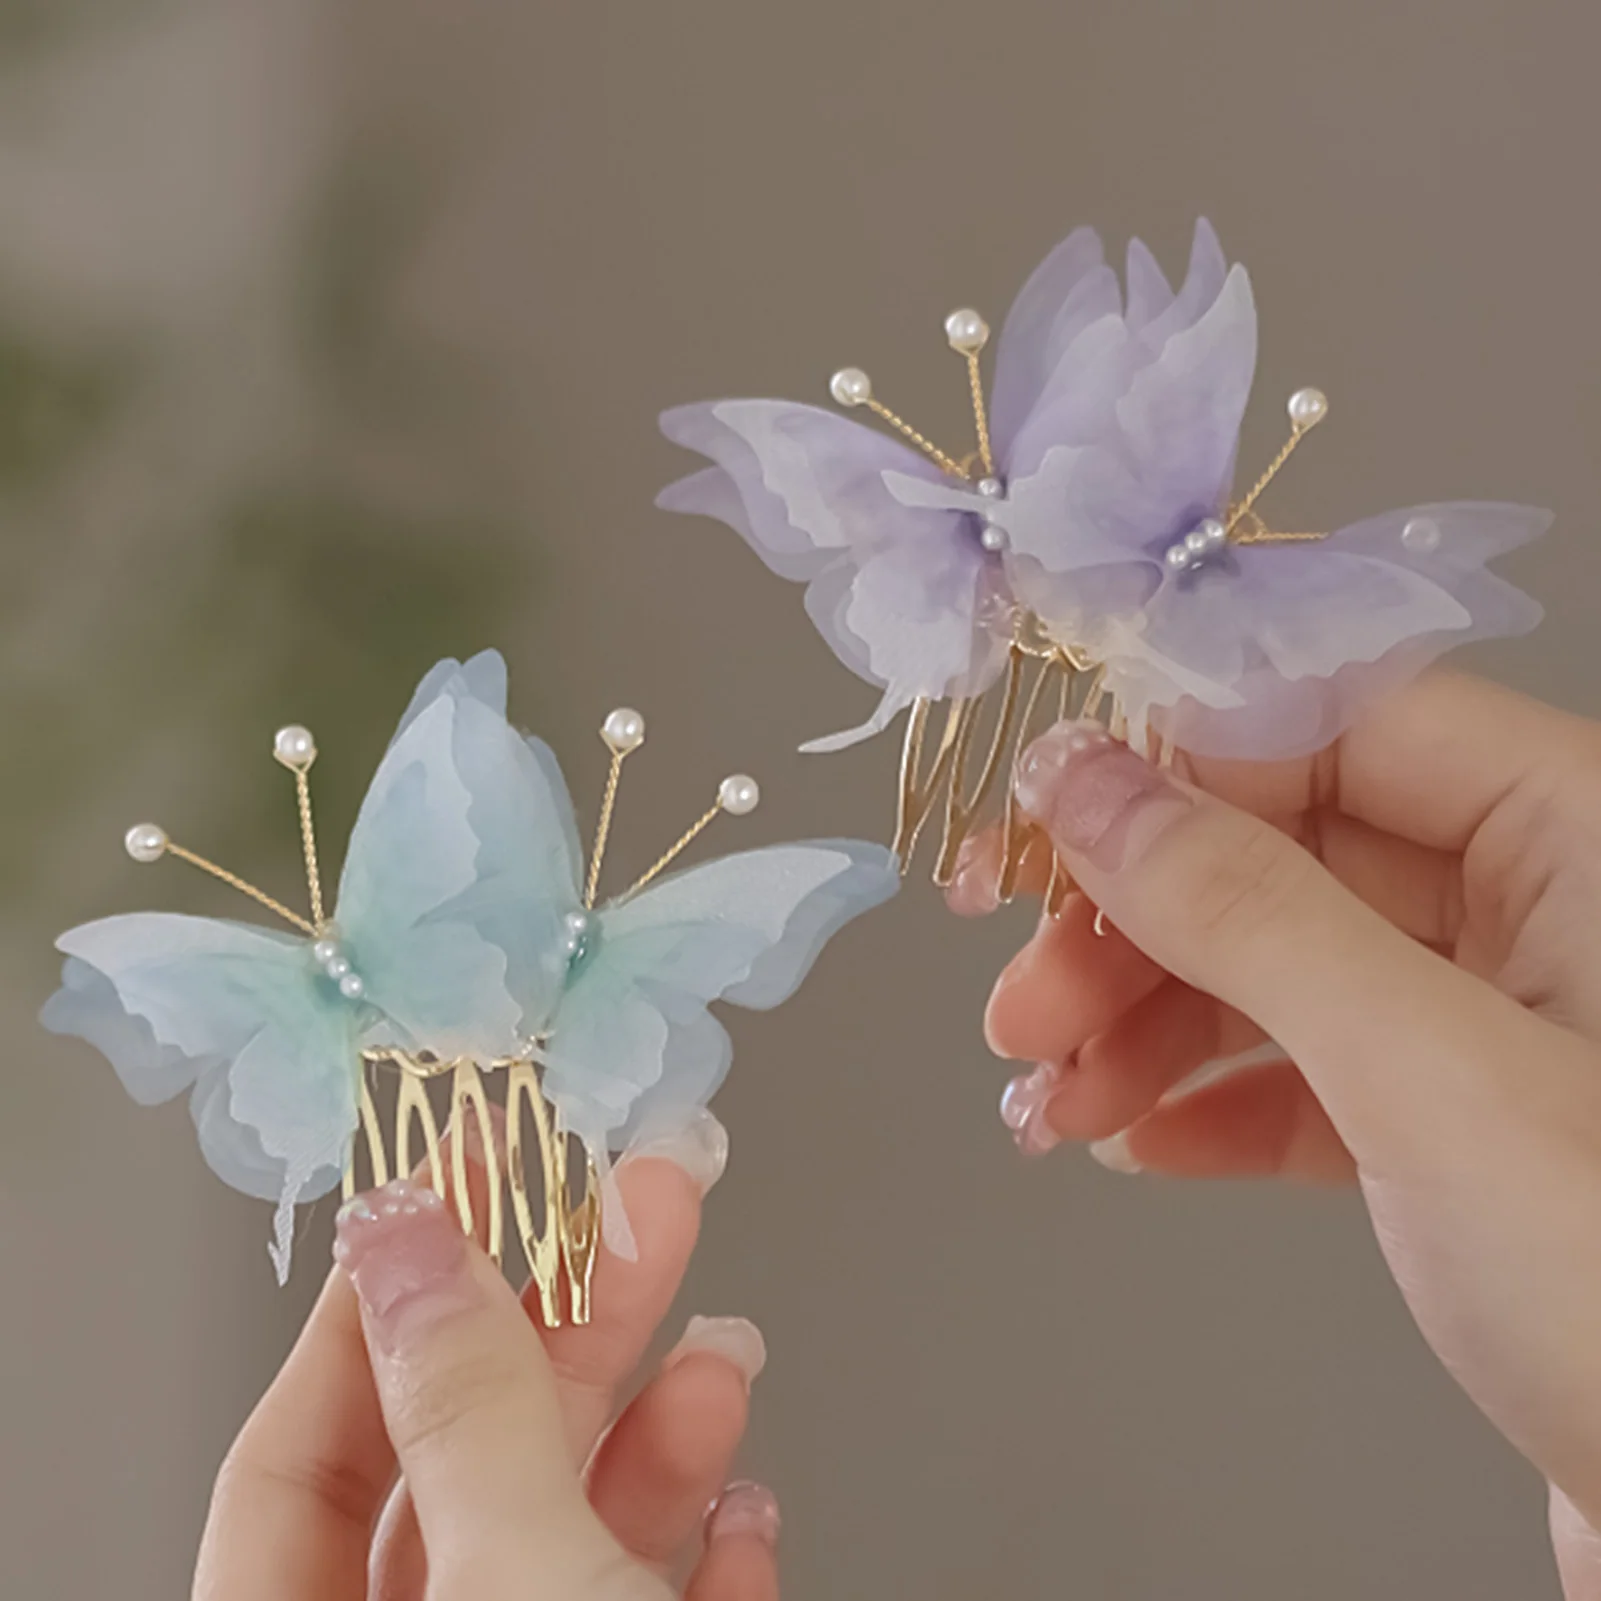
[
  {"left": 335, "top": 1178, "right": 648, "bottom": 1596},
  {"left": 1012, "top": 720, "right": 1558, "bottom": 1176}
]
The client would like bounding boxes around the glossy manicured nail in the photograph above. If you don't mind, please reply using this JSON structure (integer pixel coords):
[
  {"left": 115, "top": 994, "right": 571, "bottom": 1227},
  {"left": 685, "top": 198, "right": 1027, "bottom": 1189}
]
[
  {"left": 1000, "top": 1062, "right": 1062, "bottom": 1158},
  {"left": 944, "top": 831, "right": 1002, "bottom": 917},
  {"left": 1088, "top": 1130, "right": 1143, "bottom": 1174},
  {"left": 707, "top": 1480, "right": 781, "bottom": 1547},
  {"left": 665, "top": 1314, "right": 767, "bottom": 1388},
  {"left": 334, "top": 1179, "right": 473, "bottom": 1351},
  {"left": 624, "top": 1109, "right": 729, "bottom": 1194},
  {"left": 1014, "top": 722, "right": 1190, "bottom": 872}
]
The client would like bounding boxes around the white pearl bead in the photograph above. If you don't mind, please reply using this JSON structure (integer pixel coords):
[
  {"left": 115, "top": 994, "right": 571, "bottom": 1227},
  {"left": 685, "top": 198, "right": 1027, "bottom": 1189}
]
[
  {"left": 829, "top": 367, "right": 872, "bottom": 407},
  {"left": 1402, "top": 515, "right": 1442, "bottom": 553},
  {"left": 561, "top": 932, "right": 583, "bottom": 957},
  {"left": 313, "top": 939, "right": 340, "bottom": 965},
  {"left": 1196, "top": 516, "right": 1227, "bottom": 550},
  {"left": 339, "top": 972, "right": 365, "bottom": 1001},
  {"left": 718, "top": 774, "right": 760, "bottom": 816},
  {"left": 944, "top": 308, "right": 990, "bottom": 354},
  {"left": 1164, "top": 544, "right": 1191, "bottom": 572},
  {"left": 601, "top": 707, "right": 646, "bottom": 753},
  {"left": 273, "top": 725, "right": 317, "bottom": 768},
  {"left": 976, "top": 477, "right": 1004, "bottom": 498},
  {"left": 1287, "top": 387, "right": 1328, "bottom": 430},
  {"left": 324, "top": 954, "right": 351, "bottom": 980},
  {"left": 1184, "top": 527, "right": 1213, "bottom": 556},
  {"left": 124, "top": 823, "right": 168, "bottom": 863},
  {"left": 564, "top": 910, "right": 592, "bottom": 937},
  {"left": 979, "top": 524, "right": 1007, "bottom": 552}
]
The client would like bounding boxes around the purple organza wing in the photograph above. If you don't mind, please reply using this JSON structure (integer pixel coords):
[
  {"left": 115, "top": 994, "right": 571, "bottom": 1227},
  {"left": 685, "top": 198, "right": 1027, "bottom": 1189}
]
[
  {"left": 658, "top": 400, "right": 1001, "bottom": 748},
  {"left": 1129, "top": 219, "right": 1229, "bottom": 355},
  {"left": 1149, "top": 502, "right": 1549, "bottom": 759},
  {"left": 987, "top": 226, "right": 1119, "bottom": 456}
]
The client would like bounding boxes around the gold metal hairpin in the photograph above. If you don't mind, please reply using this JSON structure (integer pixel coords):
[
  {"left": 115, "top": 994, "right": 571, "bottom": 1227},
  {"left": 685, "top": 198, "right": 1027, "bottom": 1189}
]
[
  {"left": 126, "top": 707, "right": 761, "bottom": 1326},
  {"left": 830, "top": 311, "right": 1330, "bottom": 907}
]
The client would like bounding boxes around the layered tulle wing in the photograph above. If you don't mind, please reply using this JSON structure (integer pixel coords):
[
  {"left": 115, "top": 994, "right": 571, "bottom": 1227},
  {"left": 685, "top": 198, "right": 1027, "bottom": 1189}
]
[
  {"left": 659, "top": 400, "right": 1001, "bottom": 747},
  {"left": 537, "top": 842, "right": 900, "bottom": 1254},
  {"left": 335, "top": 682, "right": 524, "bottom": 1062},
  {"left": 397, "top": 652, "right": 587, "bottom": 1039},
  {"left": 1124, "top": 503, "right": 1549, "bottom": 758},
  {"left": 41, "top": 915, "right": 353, "bottom": 1278},
  {"left": 988, "top": 225, "right": 1119, "bottom": 456}
]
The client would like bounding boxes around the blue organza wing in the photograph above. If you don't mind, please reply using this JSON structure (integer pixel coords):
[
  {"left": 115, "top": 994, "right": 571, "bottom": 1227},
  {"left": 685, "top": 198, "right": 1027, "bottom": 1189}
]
[
  {"left": 539, "top": 842, "right": 900, "bottom": 1254},
  {"left": 658, "top": 401, "right": 999, "bottom": 748},
  {"left": 335, "top": 674, "right": 525, "bottom": 1062},
  {"left": 41, "top": 913, "right": 355, "bottom": 1279},
  {"left": 423, "top": 659, "right": 587, "bottom": 1037}
]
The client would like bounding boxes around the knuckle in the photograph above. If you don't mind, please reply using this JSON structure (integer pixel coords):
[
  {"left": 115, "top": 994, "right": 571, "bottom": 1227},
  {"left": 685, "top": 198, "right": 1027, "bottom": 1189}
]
[
  {"left": 385, "top": 1345, "right": 526, "bottom": 1462},
  {"left": 215, "top": 1437, "right": 382, "bottom": 1533},
  {"left": 1175, "top": 812, "right": 1317, "bottom": 950}
]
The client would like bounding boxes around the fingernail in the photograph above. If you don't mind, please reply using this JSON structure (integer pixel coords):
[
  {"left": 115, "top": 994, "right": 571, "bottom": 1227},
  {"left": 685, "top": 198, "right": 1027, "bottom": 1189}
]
[
  {"left": 449, "top": 1100, "right": 507, "bottom": 1167},
  {"left": 1014, "top": 722, "right": 1189, "bottom": 872},
  {"left": 334, "top": 1179, "right": 473, "bottom": 1351},
  {"left": 1088, "top": 1130, "right": 1142, "bottom": 1175},
  {"left": 999, "top": 1062, "right": 1062, "bottom": 1158},
  {"left": 624, "top": 1110, "right": 729, "bottom": 1194},
  {"left": 665, "top": 1314, "right": 767, "bottom": 1388},
  {"left": 706, "top": 1481, "right": 781, "bottom": 1547},
  {"left": 944, "top": 832, "right": 1001, "bottom": 918}
]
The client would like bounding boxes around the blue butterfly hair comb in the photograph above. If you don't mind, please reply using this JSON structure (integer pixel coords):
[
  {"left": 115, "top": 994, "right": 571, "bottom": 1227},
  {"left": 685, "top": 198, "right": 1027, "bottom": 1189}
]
[{"left": 42, "top": 651, "right": 898, "bottom": 1321}]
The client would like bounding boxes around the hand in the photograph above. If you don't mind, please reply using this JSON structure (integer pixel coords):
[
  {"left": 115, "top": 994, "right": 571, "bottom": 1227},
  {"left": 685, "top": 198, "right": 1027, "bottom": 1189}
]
[
  {"left": 962, "top": 673, "right": 1601, "bottom": 1596},
  {"left": 193, "top": 1118, "right": 779, "bottom": 1601}
]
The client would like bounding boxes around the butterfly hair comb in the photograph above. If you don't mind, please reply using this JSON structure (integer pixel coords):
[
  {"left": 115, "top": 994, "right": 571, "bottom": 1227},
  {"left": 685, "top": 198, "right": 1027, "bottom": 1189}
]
[
  {"left": 43, "top": 651, "right": 898, "bottom": 1322},
  {"left": 658, "top": 220, "right": 1549, "bottom": 906}
]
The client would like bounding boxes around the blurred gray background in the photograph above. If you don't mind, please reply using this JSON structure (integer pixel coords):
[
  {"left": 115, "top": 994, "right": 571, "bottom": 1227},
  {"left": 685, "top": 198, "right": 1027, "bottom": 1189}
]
[{"left": 4, "top": 1, "right": 1599, "bottom": 1596}]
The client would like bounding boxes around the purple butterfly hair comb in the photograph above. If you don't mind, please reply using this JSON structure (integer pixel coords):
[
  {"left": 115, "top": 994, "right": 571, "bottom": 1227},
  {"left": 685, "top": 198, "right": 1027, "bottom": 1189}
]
[{"left": 658, "top": 221, "right": 1548, "bottom": 904}]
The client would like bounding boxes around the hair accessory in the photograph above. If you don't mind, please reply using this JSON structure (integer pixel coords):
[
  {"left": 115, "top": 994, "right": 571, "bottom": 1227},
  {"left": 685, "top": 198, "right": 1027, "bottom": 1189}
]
[
  {"left": 42, "top": 652, "right": 897, "bottom": 1321},
  {"left": 658, "top": 220, "right": 1549, "bottom": 905}
]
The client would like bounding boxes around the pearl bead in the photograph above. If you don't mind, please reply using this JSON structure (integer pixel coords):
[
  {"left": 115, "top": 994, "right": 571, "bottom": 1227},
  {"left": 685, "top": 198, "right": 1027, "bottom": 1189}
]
[
  {"left": 977, "top": 476, "right": 1004, "bottom": 498},
  {"left": 979, "top": 524, "right": 1007, "bottom": 552},
  {"left": 324, "top": 954, "right": 351, "bottom": 980},
  {"left": 601, "top": 708, "right": 646, "bottom": 754},
  {"left": 1184, "top": 528, "right": 1212, "bottom": 556},
  {"left": 829, "top": 367, "right": 872, "bottom": 407},
  {"left": 1287, "top": 387, "right": 1328, "bottom": 430},
  {"left": 273, "top": 724, "right": 317, "bottom": 768},
  {"left": 1196, "top": 516, "right": 1227, "bottom": 550},
  {"left": 124, "top": 823, "right": 168, "bottom": 863},
  {"left": 1402, "top": 515, "right": 1442, "bottom": 553},
  {"left": 564, "top": 910, "right": 592, "bottom": 937},
  {"left": 339, "top": 973, "right": 365, "bottom": 1001},
  {"left": 312, "top": 938, "right": 340, "bottom": 965},
  {"left": 1164, "top": 543, "right": 1192, "bottom": 572},
  {"left": 944, "top": 308, "right": 990, "bottom": 354},
  {"left": 718, "top": 774, "right": 760, "bottom": 816},
  {"left": 561, "top": 932, "right": 583, "bottom": 957}
]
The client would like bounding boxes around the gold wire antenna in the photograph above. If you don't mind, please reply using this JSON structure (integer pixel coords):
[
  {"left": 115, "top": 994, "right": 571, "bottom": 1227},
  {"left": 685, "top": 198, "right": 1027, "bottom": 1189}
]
[
  {"left": 122, "top": 721, "right": 333, "bottom": 938},
  {"left": 586, "top": 708, "right": 646, "bottom": 908},
  {"left": 1226, "top": 388, "right": 1329, "bottom": 541},
  {"left": 619, "top": 773, "right": 760, "bottom": 902},
  {"left": 944, "top": 308, "right": 996, "bottom": 478},
  {"left": 829, "top": 367, "right": 970, "bottom": 480}
]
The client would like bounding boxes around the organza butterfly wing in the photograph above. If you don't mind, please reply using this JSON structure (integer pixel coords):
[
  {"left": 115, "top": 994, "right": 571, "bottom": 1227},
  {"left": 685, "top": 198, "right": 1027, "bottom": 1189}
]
[
  {"left": 1150, "top": 501, "right": 1551, "bottom": 759},
  {"left": 657, "top": 402, "right": 1008, "bottom": 749},
  {"left": 397, "top": 651, "right": 591, "bottom": 1036},
  {"left": 336, "top": 664, "right": 540, "bottom": 1064},
  {"left": 42, "top": 915, "right": 357, "bottom": 1276},
  {"left": 538, "top": 841, "right": 900, "bottom": 1254}
]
